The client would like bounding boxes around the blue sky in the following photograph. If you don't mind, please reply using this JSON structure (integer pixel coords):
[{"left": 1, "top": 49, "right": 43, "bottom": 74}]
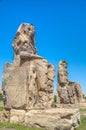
[{"left": 0, "top": 0, "right": 86, "bottom": 93}]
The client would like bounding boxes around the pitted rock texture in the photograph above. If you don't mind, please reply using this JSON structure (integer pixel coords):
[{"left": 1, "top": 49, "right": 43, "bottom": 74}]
[
  {"left": 12, "top": 23, "right": 37, "bottom": 55},
  {"left": 57, "top": 60, "right": 84, "bottom": 104},
  {"left": 2, "top": 23, "right": 54, "bottom": 110},
  {"left": 0, "top": 108, "right": 80, "bottom": 130}
]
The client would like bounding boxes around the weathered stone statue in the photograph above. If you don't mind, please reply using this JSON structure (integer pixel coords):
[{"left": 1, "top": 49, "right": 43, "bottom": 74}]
[
  {"left": 2, "top": 23, "right": 54, "bottom": 110},
  {"left": 57, "top": 60, "right": 84, "bottom": 104}
]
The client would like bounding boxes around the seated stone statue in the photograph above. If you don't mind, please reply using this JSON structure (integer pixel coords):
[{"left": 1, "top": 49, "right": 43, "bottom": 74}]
[
  {"left": 57, "top": 60, "right": 84, "bottom": 104},
  {"left": 2, "top": 23, "right": 55, "bottom": 110}
]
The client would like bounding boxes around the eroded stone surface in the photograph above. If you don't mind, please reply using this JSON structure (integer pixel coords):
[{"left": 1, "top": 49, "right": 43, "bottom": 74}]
[
  {"left": 12, "top": 23, "right": 37, "bottom": 56},
  {"left": 0, "top": 108, "right": 80, "bottom": 130},
  {"left": 57, "top": 60, "right": 84, "bottom": 104},
  {"left": 0, "top": 107, "right": 81, "bottom": 130},
  {"left": 9, "top": 108, "right": 80, "bottom": 130}
]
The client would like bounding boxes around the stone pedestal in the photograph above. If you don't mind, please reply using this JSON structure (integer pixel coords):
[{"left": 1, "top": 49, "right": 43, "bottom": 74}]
[{"left": 0, "top": 108, "right": 80, "bottom": 130}]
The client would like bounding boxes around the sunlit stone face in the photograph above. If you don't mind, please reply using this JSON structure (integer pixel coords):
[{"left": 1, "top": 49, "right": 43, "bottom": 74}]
[
  {"left": 58, "top": 60, "right": 68, "bottom": 85},
  {"left": 58, "top": 71, "right": 68, "bottom": 85},
  {"left": 12, "top": 23, "right": 36, "bottom": 55}
]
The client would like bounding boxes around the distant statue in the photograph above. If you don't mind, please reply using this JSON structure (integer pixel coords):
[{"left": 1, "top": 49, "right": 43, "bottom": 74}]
[{"left": 57, "top": 60, "right": 84, "bottom": 104}]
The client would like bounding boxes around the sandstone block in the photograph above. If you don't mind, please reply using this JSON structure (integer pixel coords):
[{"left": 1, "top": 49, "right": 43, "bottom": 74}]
[
  {"left": 10, "top": 109, "right": 25, "bottom": 124},
  {"left": 4, "top": 68, "right": 28, "bottom": 109},
  {"left": 24, "top": 108, "right": 80, "bottom": 130},
  {"left": 3, "top": 109, "right": 10, "bottom": 122}
]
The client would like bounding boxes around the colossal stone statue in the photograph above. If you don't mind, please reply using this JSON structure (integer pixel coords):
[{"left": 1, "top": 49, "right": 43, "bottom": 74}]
[
  {"left": 57, "top": 60, "right": 84, "bottom": 104},
  {"left": 2, "top": 23, "right": 55, "bottom": 110}
]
